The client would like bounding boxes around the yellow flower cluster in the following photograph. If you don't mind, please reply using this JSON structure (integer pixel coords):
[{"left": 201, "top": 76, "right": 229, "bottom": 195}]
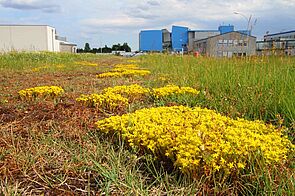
[
  {"left": 97, "top": 69, "right": 151, "bottom": 78},
  {"left": 18, "top": 86, "right": 64, "bottom": 100},
  {"left": 74, "top": 61, "right": 98, "bottom": 66},
  {"left": 76, "top": 91, "right": 128, "bottom": 112},
  {"left": 96, "top": 106, "right": 294, "bottom": 174},
  {"left": 114, "top": 64, "right": 139, "bottom": 69},
  {"left": 97, "top": 63, "right": 151, "bottom": 78},
  {"left": 103, "top": 84, "right": 150, "bottom": 101},
  {"left": 152, "top": 85, "right": 200, "bottom": 99}
]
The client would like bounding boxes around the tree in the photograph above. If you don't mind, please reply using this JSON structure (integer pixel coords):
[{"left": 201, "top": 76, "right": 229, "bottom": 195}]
[
  {"left": 111, "top": 43, "right": 121, "bottom": 51},
  {"left": 102, "top": 45, "right": 112, "bottom": 53},
  {"left": 84, "top": 43, "right": 91, "bottom": 52},
  {"left": 76, "top": 48, "right": 84, "bottom": 53},
  {"left": 121, "top": 43, "right": 131, "bottom": 52},
  {"left": 111, "top": 43, "right": 131, "bottom": 52}
]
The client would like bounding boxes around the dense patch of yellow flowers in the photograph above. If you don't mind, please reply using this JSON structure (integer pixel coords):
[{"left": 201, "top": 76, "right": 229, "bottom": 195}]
[
  {"left": 103, "top": 84, "right": 150, "bottom": 101},
  {"left": 76, "top": 91, "right": 128, "bottom": 112},
  {"left": 96, "top": 106, "right": 294, "bottom": 174},
  {"left": 18, "top": 86, "right": 64, "bottom": 100},
  {"left": 114, "top": 64, "right": 139, "bottom": 69},
  {"left": 97, "top": 63, "right": 151, "bottom": 78},
  {"left": 97, "top": 69, "right": 151, "bottom": 78},
  {"left": 76, "top": 84, "right": 200, "bottom": 111},
  {"left": 152, "top": 85, "right": 200, "bottom": 99}
]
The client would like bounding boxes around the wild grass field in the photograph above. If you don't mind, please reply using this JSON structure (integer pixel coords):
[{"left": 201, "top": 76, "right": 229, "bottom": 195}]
[{"left": 0, "top": 52, "right": 294, "bottom": 195}]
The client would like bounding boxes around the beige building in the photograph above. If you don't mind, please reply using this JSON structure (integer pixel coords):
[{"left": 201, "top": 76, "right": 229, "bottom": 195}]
[
  {"left": 194, "top": 31, "right": 256, "bottom": 57},
  {"left": 0, "top": 25, "right": 76, "bottom": 53},
  {"left": 188, "top": 30, "right": 220, "bottom": 52}
]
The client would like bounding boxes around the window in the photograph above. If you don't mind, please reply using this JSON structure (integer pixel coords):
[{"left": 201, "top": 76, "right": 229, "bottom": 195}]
[
  {"left": 233, "top": 40, "right": 238, "bottom": 46},
  {"left": 238, "top": 40, "right": 243, "bottom": 46},
  {"left": 223, "top": 51, "right": 227, "bottom": 57},
  {"left": 227, "top": 51, "right": 233, "bottom": 57},
  {"left": 217, "top": 51, "right": 222, "bottom": 57},
  {"left": 228, "top": 40, "right": 233, "bottom": 46},
  {"left": 244, "top": 42, "right": 247, "bottom": 46},
  {"left": 223, "top": 40, "right": 228, "bottom": 46},
  {"left": 218, "top": 40, "right": 223, "bottom": 45}
]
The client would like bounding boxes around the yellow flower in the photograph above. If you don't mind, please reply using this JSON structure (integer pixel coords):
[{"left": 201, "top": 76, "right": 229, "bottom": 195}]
[
  {"left": 95, "top": 105, "right": 293, "bottom": 175},
  {"left": 237, "top": 163, "right": 245, "bottom": 169},
  {"left": 18, "top": 86, "right": 64, "bottom": 100},
  {"left": 228, "top": 162, "right": 234, "bottom": 169}
]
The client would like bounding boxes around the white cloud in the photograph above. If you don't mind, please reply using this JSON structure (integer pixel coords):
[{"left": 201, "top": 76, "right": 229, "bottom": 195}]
[
  {"left": 0, "top": 0, "right": 61, "bottom": 12},
  {"left": 81, "top": 15, "right": 148, "bottom": 29}
]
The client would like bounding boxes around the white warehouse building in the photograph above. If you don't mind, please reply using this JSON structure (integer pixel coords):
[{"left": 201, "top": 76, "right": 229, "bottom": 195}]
[{"left": 0, "top": 25, "right": 76, "bottom": 53}]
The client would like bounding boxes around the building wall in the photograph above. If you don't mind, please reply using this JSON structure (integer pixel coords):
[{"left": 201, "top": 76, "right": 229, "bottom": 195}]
[
  {"left": 139, "top": 30, "right": 163, "bottom": 52},
  {"left": 162, "top": 29, "right": 171, "bottom": 43},
  {"left": 257, "top": 40, "right": 295, "bottom": 56},
  {"left": 188, "top": 31, "right": 220, "bottom": 52},
  {"left": 60, "top": 43, "right": 77, "bottom": 53},
  {"left": 264, "top": 31, "right": 295, "bottom": 41},
  {"left": 171, "top": 26, "right": 188, "bottom": 51},
  {"left": 195, "top": 32, "right": 256, "bottom": 57},
  {"left": 0, "top": 25, "right": 53, "bottom": 52}
]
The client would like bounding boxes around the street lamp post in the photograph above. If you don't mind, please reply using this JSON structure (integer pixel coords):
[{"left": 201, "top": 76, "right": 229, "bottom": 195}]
[
  {"left": 234, "top": 12, "right": 257, "bottom": 56},
  {"left": 234, "top": 11, "right": 251, "bottom": 34}
]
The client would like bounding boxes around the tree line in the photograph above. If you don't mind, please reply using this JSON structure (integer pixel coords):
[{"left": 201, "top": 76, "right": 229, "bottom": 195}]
[{"left": 77, "top": 43, "right": 131, "bottom": 53}]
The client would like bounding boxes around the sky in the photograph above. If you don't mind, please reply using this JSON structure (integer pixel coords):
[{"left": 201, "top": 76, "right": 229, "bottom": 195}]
[{"left": 0, "top": 0, "right": 295, "bottom": 50}]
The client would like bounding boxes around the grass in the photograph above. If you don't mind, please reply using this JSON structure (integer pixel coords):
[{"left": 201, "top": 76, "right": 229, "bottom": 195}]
[
  {"left": 141, "top": 54, "right": 295, "bottom": 132},
  {"left": 0, "top": 52, "right": 294, "bottom": 194}
]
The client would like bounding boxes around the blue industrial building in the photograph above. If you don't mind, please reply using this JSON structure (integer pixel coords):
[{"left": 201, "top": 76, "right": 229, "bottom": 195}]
[
  {"left": 218, "top": 25, "right": 234, "bottom": 34},
  {"left": 139, "top": 24, "right": 249, "bottom": 52},
  {"left": 139, "top": 30, "right": 163, "bottom": 52},
  {"left": 171, "top": 26, "right": 189, "bottom": 52}
]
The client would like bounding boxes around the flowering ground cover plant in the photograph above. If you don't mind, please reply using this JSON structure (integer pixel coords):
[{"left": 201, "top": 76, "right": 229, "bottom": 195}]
[
  {"left": 102, "top": 84, "right": 150, "bottom": 101},
  {"left": 76, "top": 91, "right": 128, "bottom": 112},
  {"left": 18, "top": 86, "right": 64, "bottom": 100},
  {"left": 76, "top": 84, "right": 200, "bottom": 111},
  {"left": 96, "top": 105, "right": 294, "bottom": 175},
  {"left": 97, "top": 63, "right": 151, "bottom": 78},
  {"left": 152, "top": 84, "right": 200, "bottom": 99},
  {"left": 114, "top": 63, "right": 139, "bottom": 69},
  {"left": 97, "top": 69, "right": 151, "bottom": 78}
]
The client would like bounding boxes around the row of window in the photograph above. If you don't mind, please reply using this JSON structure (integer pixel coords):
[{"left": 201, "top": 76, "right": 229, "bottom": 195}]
[
  {"left": 218, "top": 39, "right": 247, "bottom": 46},
  {"left": 217, "top": 51, "right": 247, "bottom": 57},
  {"left": 268, "top": 35, "right": 295, "bottom": 40}
]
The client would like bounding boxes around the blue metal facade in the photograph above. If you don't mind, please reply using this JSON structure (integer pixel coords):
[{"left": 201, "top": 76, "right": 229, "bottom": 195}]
[
  {"left": 139, "top": 30, "right": 163, "bottom": 52},
  {"left": 218, "top": 25, "right": 234, "bottom": 34},
  {"left": 171, "top": 26, "right": 188, "bottom": 51}
]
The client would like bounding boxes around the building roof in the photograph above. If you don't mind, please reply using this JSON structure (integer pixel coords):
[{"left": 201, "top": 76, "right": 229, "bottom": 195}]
[
  {"left": 140, "top": 29, "right": 162, "bottom": 33},
  {"left": 0, "top": 24, "right": 49, "bottom": 26},
  {"left": 264, "top": 30, "right": 295, "bottom": 37},
  {"left": 0, "top": 24, "right": 55, "bottom": 28},
  {"left": 60, "top": 42, "right": 77, "bottom": 46},
  {"left": 188, "top": 30, "right": 219, "bottom": 32},
  {"left": 257, "top": 39, "right": 295, "bottom": 43},
  {"left": 194, "top": 31, "right": 256, "bottom": 42}
]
